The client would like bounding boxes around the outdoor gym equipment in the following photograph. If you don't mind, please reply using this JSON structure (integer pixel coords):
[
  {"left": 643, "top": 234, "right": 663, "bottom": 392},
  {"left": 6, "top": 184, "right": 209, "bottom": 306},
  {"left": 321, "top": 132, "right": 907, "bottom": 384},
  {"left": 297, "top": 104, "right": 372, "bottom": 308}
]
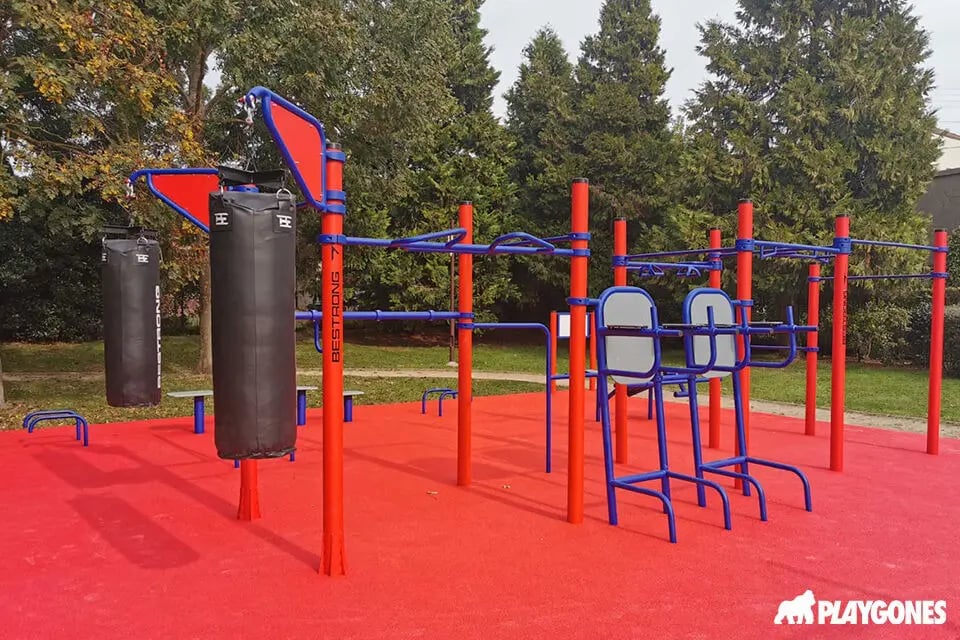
[
  {"left": 23, "top": 410, "right": 90, "bottom": 447},
  {"left": 616, "top": 201, "right": 948, "bottom": 472},
  {"left": 101, "top": 226, "right": 162, "bottom": 408},
  {"left": 680, "top": 287, "right": 813, "bottom": 516},
  {"left": 593, "top": 286, "right": 733, "bottom": 542},
  {"left": 129, "top": 86, "right": 592, "bottom": 576},
  {"left": 208, "top": 183, "right": 298, "bottom": 464}
]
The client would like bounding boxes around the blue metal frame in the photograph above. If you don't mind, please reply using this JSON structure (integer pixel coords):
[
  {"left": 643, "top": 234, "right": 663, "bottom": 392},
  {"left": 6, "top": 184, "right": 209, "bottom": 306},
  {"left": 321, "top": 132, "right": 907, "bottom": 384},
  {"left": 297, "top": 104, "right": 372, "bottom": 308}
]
[
  {"left": 849, "top": 238, "right": 943, "bottom": 252},
  {"left": 680, "top": 288, "right": 813, "bottom": 515},
  {"left": 818, "top": 273, "right": 945, "bottom": 282},
  {"left": 245, "top": 86, "right": 328, "bottom": 211},
  {"left": 23, "top": 409, "right": 89, "bottom": 447},
  {"left": 593, "top": 286, "right": 733, "bottom": 542},
  {"left": 127, "top": 168, "right": 219, "bottom": 232},
  {"left": 391, "top": 228, "right": 468, "bottom": 246},
  {"left": 324, "top": 233, "right": 587, "bottom": 258},
  {"left": 469, "top": 322, "right": 556, "bottom": 473},
  {"left": 612, "top": 254, "right": 717, "bottom": 278},
  {"left": 295, "top": 310, "right": 464, "bottom": 323},
  {"left": 421, "top": 388, "right": 457, "bottom": 416}
]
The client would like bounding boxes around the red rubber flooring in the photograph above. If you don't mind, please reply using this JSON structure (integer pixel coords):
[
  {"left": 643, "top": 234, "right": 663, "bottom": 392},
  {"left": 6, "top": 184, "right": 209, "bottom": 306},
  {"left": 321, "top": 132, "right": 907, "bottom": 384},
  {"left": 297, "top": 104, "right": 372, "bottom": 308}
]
[{"left": 2, "top": 392, "right": 958, "bottom": 639}]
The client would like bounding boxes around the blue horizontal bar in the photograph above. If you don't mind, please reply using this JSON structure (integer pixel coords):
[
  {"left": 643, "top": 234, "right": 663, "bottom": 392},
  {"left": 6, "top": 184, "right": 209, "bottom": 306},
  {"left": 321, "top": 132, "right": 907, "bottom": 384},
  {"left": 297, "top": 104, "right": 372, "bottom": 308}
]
[
  {"left": 849, "top": 238, "right": 940, "bottom": 252},
  {"left": 128, "top": 167, "right": 219, "bottom": 182},
  {"left": 751, "top": 345, "right": 818, "bottom": 353},
  {"left": 614, "top": 471, "right": 666, "bottom": 485},
  {"left": 471, "top": 322, "right": 548, "bottom": 333},
  {"left": 622, "top": 260, "right": 714, "bottom": 271},
  {"left": 624, "top": 247, "right": 735, "bottom": 260},
  {"left": 295, "top": 310, "right": 462, "bottom": 322},
  {"left": 338, "top": 236, "right": 580, "bottom": 257},
  {"left": 754, "top": 240, "right": 839, "bottom": 254},
  {"left": 819, "top": 273, "right": 940, "bottom": 282}
]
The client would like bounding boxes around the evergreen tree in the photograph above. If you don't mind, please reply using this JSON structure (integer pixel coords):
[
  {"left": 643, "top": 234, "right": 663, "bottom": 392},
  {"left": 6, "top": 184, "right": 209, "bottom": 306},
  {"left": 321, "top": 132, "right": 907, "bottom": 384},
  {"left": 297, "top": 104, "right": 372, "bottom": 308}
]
[
  {"left": 574, "top": 0, "right": 678, "bottom": 294},
  {"left": 386, "top": 0, "right": 517, "bottom": 321},
  {"left": 682, "top": 0, "right": 940, "bottom": 314},
  {"left": 505, "top": 27, "right": 579, "bottom": 312}
]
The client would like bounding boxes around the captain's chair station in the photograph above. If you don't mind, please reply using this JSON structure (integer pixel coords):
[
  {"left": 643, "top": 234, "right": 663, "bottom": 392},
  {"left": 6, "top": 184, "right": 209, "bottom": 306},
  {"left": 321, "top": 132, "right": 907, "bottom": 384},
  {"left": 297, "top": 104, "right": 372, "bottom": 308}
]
[{"left": 593, "top": 285, "right": 815, "bottom": 543}]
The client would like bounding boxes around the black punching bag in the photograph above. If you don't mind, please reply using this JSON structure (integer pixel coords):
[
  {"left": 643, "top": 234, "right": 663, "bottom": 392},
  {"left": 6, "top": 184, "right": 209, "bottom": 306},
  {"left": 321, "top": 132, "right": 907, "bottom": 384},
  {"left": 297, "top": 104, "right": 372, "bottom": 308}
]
[
  {"left": 102, "top": 232, "right": 162, "bottom": 407},
  {"left": 209, "top": 190, "right": 297, "bottom": 459}
]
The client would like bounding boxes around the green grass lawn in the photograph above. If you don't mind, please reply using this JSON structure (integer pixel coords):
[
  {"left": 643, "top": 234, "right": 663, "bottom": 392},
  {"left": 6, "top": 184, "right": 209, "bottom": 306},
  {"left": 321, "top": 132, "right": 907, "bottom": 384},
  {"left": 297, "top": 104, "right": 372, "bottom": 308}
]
[
  {"left": 0, "top": 335, "right": 566, "bottom": 375},
  {"left": 2, "top": 336, "right": 956, "bottom": 426},
  {"left": 0, "top": 372, "right": 541, "bottom": 427}
]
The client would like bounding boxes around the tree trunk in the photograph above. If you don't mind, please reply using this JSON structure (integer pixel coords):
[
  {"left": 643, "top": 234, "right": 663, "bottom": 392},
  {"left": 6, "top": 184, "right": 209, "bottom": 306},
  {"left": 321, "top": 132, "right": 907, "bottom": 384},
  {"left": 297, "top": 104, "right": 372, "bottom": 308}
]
[
  {"left": 198, "top": 251, "right": 213, "bottom": 374},
  {"left": 0, "top": 352, "right": 6, "bottom": 406}
]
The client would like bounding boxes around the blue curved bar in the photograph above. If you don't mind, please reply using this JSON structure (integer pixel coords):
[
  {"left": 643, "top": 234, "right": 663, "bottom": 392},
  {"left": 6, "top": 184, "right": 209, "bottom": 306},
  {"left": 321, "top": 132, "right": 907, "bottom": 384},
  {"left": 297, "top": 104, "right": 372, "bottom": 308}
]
[
  {"left": 487, "top": 232, "right": 555, "bottom": 253},
  {"left": 390, "top": 228, "right": 467, "bottom": 247}
]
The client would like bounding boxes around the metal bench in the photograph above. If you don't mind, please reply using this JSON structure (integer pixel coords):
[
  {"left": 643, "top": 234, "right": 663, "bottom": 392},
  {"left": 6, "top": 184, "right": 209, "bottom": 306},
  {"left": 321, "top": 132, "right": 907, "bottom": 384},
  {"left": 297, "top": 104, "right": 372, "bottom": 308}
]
[
  {"left": 166, "top": 390, "right": 212, "bottom": 434},
  {"left": 23, "top": 409, "right": 89, "bottom": 447},
  {"left": 298, "top": 388, "right": 364, "bottom": 424}
]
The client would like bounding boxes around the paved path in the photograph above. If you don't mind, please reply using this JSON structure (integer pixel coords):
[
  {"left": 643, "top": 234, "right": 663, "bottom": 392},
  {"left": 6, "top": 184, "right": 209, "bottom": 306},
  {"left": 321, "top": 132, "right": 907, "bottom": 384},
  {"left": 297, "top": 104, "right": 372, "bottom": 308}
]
[{"left": 5, "top": 368, "right": 957, "bottom": 438}]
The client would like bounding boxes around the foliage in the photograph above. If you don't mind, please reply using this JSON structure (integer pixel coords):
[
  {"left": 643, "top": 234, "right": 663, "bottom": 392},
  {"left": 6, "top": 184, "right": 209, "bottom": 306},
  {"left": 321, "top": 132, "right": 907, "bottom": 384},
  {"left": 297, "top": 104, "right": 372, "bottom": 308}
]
[
  {"left": 907, "top": 303, "right": 960, "bottom": 376},
  {"left": 573, "top": 0, "right": 679, "bottom": 295},
  {"left": 844, "top": 301, "right": 911, "bottom": 364},
  {"left": 680, "top": 0, "right": 940, "bottom": 314},
  {"left": 946, "top": 227, "right": 960, "bottom": 304},
  {"left": 0, "top": 202, "right": 105, "bottom": 342},
  {"left": 505, "top": 27, "right": 581, "bottom": 313},
  {"left": 1, "top": 0, "right": 182, "bottom": 225},
  {"left": 386, "top": 0, "right": 518, "bottom": 321}
]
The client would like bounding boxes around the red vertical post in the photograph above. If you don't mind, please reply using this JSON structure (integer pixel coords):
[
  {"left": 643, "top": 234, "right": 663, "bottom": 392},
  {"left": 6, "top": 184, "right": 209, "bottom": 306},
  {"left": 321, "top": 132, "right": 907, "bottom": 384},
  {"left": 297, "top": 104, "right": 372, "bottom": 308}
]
[
  {"left": 708, "top": 227, "right": 723, "bottom": 449},
  {"left": 567, "top": 179, "right": 589, "bottom": 524},
  {"left": 805, "top": 263, "right": 821, "bottom": 436},
  {"left": 735, "top": 201, "right": 753, "bottom": 454},
  {"left": 457, "top": 202, "right": 474, "bottom": 486},
  {"left": 927, "top": 229, "right": 948, "bottom": 455},
  {"left": 613, "top": 217, "right": 629, "bottom": 463},
  {"left": 549, "top": 312, "right": 558, "bottom": 393},
  {"left": 236, "top": 460, "right": 261, "bottom": 521},
  {"left": 321, "top": 142, "right": 346, "bottom": 576},
  {"left": 830, "top": 214, "right": 850, "bottom": 472},
  {"left": 588, "top": 312, "right": 597, "bottom": 391}
]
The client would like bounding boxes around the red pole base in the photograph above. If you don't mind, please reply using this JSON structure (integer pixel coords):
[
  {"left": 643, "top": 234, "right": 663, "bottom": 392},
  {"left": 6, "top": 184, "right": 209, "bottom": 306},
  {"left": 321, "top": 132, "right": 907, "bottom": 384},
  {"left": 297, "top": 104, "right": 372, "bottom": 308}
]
[
  {"left": 237, "top": 460, "right": 262, "bottom": 521},
  {"left": 321, "top": 531, "right": 347, "bottom": 576}
]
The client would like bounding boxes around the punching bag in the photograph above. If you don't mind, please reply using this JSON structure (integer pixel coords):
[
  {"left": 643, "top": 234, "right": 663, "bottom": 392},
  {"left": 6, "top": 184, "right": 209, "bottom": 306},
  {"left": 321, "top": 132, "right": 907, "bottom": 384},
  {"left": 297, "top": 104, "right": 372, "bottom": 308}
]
[
  {"left": 102, "top": 231, "right": 162, "bottom": 407},
  {"left": 209, "top": 189, "right": 297, "bottom": 459}
]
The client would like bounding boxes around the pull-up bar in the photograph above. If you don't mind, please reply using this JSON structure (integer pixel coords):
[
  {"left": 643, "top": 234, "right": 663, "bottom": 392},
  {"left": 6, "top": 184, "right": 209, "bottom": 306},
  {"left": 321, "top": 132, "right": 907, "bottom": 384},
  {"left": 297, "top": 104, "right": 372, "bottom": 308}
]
[
  {"left": 818, "top": 273, "right": 947, "bottom": 282},
  {"left": 332, "top": 234, "right": 585, "bottom": 257}
]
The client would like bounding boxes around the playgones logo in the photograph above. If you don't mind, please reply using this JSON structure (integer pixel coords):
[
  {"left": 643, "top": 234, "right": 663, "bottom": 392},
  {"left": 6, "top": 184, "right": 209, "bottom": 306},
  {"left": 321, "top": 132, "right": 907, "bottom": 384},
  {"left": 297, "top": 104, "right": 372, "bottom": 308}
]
[{"left": 774, "top": 590, "right": 947, "bottom": 625}]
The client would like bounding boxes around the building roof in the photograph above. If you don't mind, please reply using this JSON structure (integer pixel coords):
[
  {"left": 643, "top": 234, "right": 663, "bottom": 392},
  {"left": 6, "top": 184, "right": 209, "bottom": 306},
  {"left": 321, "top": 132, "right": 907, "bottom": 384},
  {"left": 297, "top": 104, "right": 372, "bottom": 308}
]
[{"left": 935, "top": 128, "right": 960, "bottom": 141}]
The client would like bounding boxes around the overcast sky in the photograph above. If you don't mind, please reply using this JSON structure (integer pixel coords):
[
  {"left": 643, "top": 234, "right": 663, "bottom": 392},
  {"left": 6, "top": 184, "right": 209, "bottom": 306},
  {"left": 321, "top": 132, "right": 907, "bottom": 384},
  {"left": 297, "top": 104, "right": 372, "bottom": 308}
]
[{"left": 479, "top": 0, "right": 960, "bottom": 130}]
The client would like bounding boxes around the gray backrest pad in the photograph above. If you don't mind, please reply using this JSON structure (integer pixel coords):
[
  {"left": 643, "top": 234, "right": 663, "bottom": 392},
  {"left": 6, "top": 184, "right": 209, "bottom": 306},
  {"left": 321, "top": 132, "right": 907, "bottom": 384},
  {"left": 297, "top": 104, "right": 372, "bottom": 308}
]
[
  {"left": 602, "top": 290, "right": 656, "bottom": 385},
  {"left": 686, "top": 290, "right": 736, "bottom": 377}
]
